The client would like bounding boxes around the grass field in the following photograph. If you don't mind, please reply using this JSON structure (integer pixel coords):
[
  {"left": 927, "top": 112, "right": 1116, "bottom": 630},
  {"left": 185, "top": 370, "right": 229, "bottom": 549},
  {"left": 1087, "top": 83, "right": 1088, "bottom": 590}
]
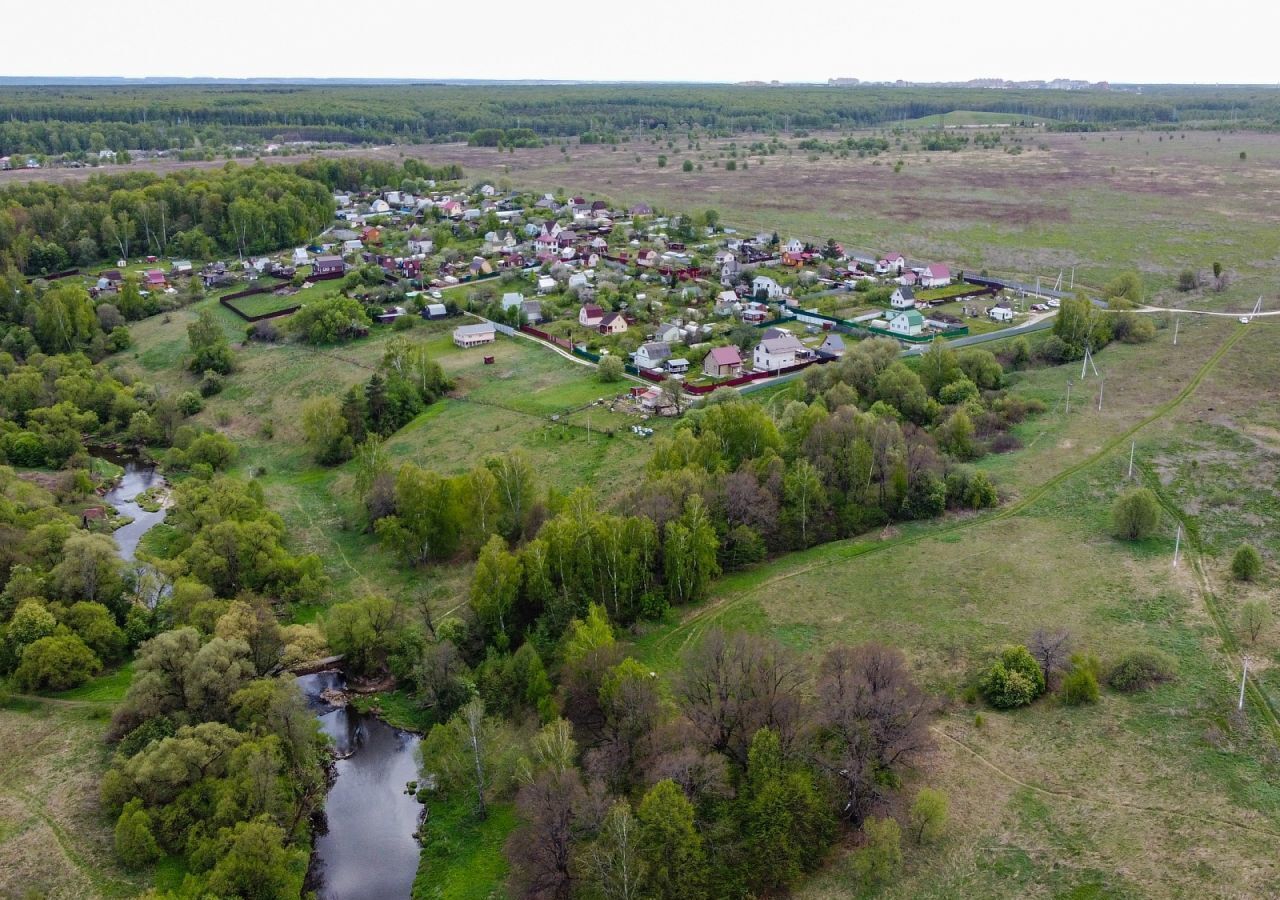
[
  {"left": 119, "top": 303, "right": 667, "bottom": 604},
  {"left": 398, "top": 129, "right": 1280, "bottom": 309},
  {"left": 896, "top": 110, "right": 1059, "bottom": 129},
  {"left": 623, "top": 316, "right": 1280, "bottom": 897},
  {"left": 0, "top": 699, "right": 151, "bottom": 899},
  {"left": 222, "top": 291, "right": 301, "bottom": 319}
]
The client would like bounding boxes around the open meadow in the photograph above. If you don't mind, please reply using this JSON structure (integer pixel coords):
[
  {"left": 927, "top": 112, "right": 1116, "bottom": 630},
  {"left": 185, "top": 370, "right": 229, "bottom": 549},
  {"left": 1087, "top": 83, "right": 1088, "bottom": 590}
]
[
  {"left": 0, "top": 698, "right": 152, "bottom": 900},
  {"left": 631, "top": 315, "right": 1280, "bottom": 898},
  {"left": 118, "top": 300, "right": 668, "bottom": 604},
  {"left": 400, "top": 128, "right": 1280, "bottom": 309}
]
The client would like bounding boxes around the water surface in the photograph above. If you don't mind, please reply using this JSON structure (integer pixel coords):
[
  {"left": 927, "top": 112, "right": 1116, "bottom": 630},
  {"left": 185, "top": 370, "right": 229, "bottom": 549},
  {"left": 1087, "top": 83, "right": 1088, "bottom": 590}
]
[{"left": 298, "top": 672, "right": 423, "bottom": 900}]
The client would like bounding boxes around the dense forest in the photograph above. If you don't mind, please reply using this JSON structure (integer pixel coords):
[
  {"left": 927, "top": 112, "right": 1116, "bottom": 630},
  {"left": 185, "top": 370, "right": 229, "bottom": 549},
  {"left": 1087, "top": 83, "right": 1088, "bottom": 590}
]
[
  {"left": 0, "top": 158, "right": 461, "bottom": 274},
  {"left": 3, "top": 83, "right": 1280, "bottom": 155}
]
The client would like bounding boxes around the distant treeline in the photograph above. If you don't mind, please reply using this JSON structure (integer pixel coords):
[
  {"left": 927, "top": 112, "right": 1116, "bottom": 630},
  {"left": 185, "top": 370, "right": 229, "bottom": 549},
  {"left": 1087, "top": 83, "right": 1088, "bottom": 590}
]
[
  {"left": 4, "top": 84, "right": 1280, "bottom": 155},
  {"left": 0, "top": 158, "right": 462, "bottom": 275}
]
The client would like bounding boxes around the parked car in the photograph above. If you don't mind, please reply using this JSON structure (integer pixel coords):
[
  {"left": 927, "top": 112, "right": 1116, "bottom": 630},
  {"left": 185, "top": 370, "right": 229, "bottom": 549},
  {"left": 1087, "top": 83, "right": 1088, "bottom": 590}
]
[{"left": 1047, "top": 298, "right": 1060, "bottom": 308}]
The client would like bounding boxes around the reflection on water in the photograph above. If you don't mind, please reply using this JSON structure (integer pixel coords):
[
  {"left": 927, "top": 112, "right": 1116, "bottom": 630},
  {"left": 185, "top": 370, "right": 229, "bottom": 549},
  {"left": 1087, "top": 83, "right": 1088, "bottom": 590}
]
[
  {"left": 297, "top": 672, "right": 423, "bottom": 900},
  {"left": 101, "top": 459, "right": 165, "bottom": 562}
]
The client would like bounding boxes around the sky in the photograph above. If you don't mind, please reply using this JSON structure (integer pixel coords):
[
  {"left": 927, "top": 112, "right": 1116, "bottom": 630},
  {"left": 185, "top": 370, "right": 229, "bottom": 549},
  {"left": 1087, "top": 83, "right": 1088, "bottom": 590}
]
[{"left": 5, "top": 0, "right": 1279, "bottom": 85}]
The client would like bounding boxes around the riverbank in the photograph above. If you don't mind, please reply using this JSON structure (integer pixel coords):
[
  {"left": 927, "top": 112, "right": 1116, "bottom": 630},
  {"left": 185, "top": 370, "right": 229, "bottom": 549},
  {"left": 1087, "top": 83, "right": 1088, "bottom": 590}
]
[{"left": 299, "top": 671, "right": 425, "bottom": 900}]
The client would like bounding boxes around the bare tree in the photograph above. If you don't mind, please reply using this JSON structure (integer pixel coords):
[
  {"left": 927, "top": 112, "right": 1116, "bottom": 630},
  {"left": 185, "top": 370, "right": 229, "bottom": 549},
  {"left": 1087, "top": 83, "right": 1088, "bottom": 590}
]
[
  {"left": 1029, "top": 628, "right": 1073, "bottom": 687},
  {"left": 812, "top": 643, "right": 934, "bottom": 824},
  {"left": 463, "top": 698, "right": 490, "bottom": 820},
  {"left": 674, "top": 628, "right": 807, "bottom": 768},
  {"left": 506, "top": 768, "right": 587, "bottom": 900}
]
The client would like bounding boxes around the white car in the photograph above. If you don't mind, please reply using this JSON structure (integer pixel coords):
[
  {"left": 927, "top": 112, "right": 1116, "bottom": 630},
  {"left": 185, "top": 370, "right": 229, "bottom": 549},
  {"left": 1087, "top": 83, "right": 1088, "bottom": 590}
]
[
  {"left": 1047, "top": 298, "right": 1060, "bottom": 308},
  {"left": 1240, "top": 316, "right": 1251, "bottom": 324},
  {"left": 430, "top": 290, "right": 443, "bottom": 300}
]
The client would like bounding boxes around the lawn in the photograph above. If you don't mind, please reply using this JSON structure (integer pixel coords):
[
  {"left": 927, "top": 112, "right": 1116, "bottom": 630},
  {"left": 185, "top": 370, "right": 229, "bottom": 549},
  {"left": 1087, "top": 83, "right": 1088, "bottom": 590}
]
[
  {"left": 414, "top": 797, "right": 515, "bottom": 900},
  {"left": 222, "top": 291, "right": 301, "bottom": 319},
  {"left": 52, "top": 662, "right": 134, "bottom": 703}
]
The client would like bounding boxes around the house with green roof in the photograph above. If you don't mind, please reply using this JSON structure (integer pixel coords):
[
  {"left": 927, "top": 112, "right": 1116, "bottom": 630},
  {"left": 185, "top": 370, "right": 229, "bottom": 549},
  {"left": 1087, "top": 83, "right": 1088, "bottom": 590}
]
[{"left": 888, "top": 309, "right": 925, "bottom": 337}]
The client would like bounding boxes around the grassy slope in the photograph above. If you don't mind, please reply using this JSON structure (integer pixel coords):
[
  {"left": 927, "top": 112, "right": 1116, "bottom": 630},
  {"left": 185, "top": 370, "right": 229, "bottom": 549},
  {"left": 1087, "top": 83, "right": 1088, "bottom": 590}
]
[
  {"left": 628, "top": 318, "right": 1280, "bottom": 898},
  {"left": 118, "top": 302, "right": 667, "bottom": 606}
]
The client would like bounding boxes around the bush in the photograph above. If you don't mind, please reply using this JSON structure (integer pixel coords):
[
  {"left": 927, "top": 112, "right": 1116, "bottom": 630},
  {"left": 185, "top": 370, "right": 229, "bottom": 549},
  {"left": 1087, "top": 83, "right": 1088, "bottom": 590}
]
[
  {"left": 1231, "top": 543, "right": 1262, "bottom": 582},
  {"left": 1111, "top": 488, "right": 1161, "bottom": 540},
  {"left": 14, "top": 633, "right": 102, "bottom": 691},
  {"left": 597, "top": 354, "right": 624, "bottom": 383},
  {"left": 1061, "top": 656, "right": 1100, "bottom": 705},
  {"left": 850, "top": 816, "right": 901, "bottom": 886},
  {"left": 908, "top": 788, "right": 949, "bottom": 844},
  {"left": 176, "top": 391, "right": 203, "bottom": 416},
  {"left": 393, "top": 314, "right": 415, "bottom": 331},
  {"left": 980, "top": 645, "right": 1045, "bottom": 709},
  {"left": 114, "top": 799, "right": 161, "bottom": 869},
  {"left": 198, "top": 370, "right": 225, "bottom": 398},
  {"left": 1108, "top": 648, "right": 1176, "bottom": 693}
]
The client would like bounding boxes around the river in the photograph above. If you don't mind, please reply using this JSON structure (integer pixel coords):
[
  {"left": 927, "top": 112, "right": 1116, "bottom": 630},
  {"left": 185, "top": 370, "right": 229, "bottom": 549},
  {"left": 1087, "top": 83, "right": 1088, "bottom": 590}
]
[
  {"left": 101, "top": 456, "right": 167, "bottom": 561},
  {"left": 96, "top": 456, "right": 425, "bottom": 900},
  {"left": 298, "top": 671, "right": 424, "bottom": 900}
]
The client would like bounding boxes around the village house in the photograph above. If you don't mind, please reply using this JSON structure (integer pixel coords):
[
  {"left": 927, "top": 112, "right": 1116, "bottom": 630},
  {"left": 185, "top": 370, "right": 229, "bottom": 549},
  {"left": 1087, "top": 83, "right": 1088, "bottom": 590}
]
[
  {"left": 653, "top": 321, "right": 685, "bottom": 343},
  {"left": 635, "top": 341, "right": 672, "bottom": 371},
  {"left": 369, "top": 199, "right": 390, "bottom": 214},
  {"left": 599, "top": 312, "right": 628, "bottom": 335},
  {"left": 818, "top": 333, "right": 846, "bottom": 358},
  {"left": 313, "top": 256, "right": 346, "bottom": 277},
  {"left": 521, "top": 299, "right": 543, "bottom": 324},
  {"left": 143, "top": 270, "right": 167, "bottom": 288},
  {"left": 784, "top": 238, "right": 805, "bottom": 254},
  {"left": 752, "top": 275, "right": 785, "bottom": 300},
  {"left": 635, "top": 249, "right": 659, "bottom": 268},
  {"left": 666, "top": 357, "right": 690, "bottom": 375},
  {"left": 877, "top": 253, "right": 907, "bottom": 275},
  {"left": 292, "top": 248, "right": 310, "bottom": 267},
  {"left": 703, "top": 345, "right": 744, "bottom": 378},
  {"left": 537, "top": 275, "right": 558, "bottom": 294},
  {"left": 752, "top": 332, "right": 807, "bottom": 372},
  {"left": 453, "top": 322, "right": 496, "bottom": 348},
  {"left": 502, "top": 292, "right": 525, "bottom": 312},
  {"left": 579, "top": 304, "right": 605, "bottom": 327},
  {"left": 888, "top": 309, "right": 925, "bottom": 336},
  {"left": 715, "top": 290, "right": 740, "bottom": 316},
  {"left": 890, "top": 286, "right": 917, "bottom": 309},
  {"left": 989, "top": 303, "right": 1015, "bottom": 322},
  {"left": 920, "top": 264, "right": 951, "bottom": 288}
]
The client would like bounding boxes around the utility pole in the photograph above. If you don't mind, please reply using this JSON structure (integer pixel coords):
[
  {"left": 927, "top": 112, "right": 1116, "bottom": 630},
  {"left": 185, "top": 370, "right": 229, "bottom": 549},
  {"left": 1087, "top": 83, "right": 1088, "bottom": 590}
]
[
  {"left": 1239, "top": 655, "right": 1252, "bottom": 711},
  {"left": 587, "top": 412, "right": 591, "bottom": 444},
  {"left": 1070, "top": 266, "right": 1075, "bottom": 290},
  {"left": 1128, "top": 440, "right": 1135, "bottom": 479},
  {"left": 1097, "top": 378, "right": 1104, "bottom": 411},
  {"left": 1173, "top": 522, "right": 1182, "bottom": 568},
  {"left": 1173, "top": 317, "right": 1180, "bottom": 346},
  {"left": 1065, "top": 379, "right": 1072, "bottom": 415}
]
